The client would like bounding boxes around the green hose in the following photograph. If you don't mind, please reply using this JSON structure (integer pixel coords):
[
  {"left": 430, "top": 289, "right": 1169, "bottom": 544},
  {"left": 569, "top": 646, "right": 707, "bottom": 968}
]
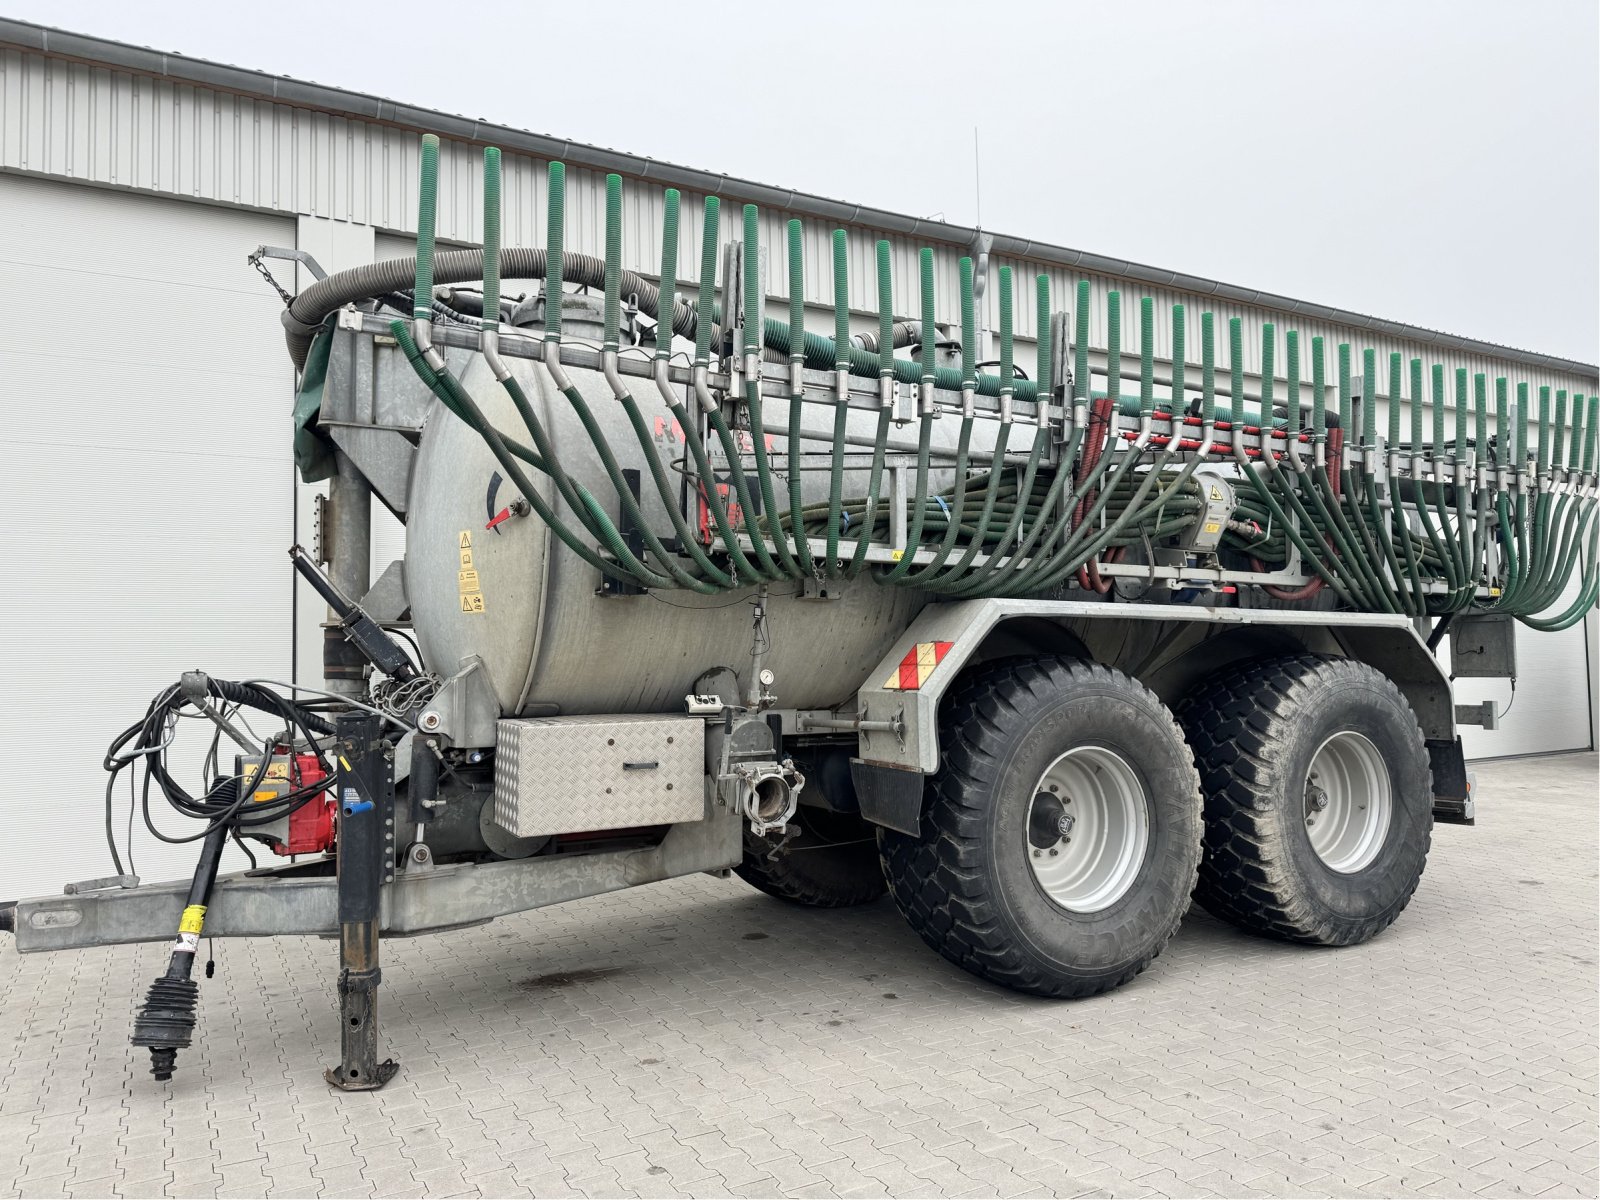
[
  {"left": 879, "top": 248, "right": 943, "bottom": 585},
  {"left": 1388, "top": 353, "right": 1403, "bottom": 448},
  {"left": 373, "top": 136, "right": 1596, "bottom": 619},
  {"left": 1139, "top": 297, "right": 1155, "bottom": 415},
  {"left": 694, "top": 198, "right": 721, "bottom": 365},
  {"left": 1361, "top": 347, "right": 1375, "bottom": 443},
  {"left": 823, "top": 229, "right": 851, "bottom": 575},
  {"left": 1201, "top": 313, "right": 1216, "bottom": 425},
  {"left": 843, "top": 242, "right": 898, "bottom": 576},
  {"left": 413, "top": 135, "right": 439, "bottom": 319},
  {"left": 545, "top": 163, "right": 565, "bottom": 344},
  {"left": 1229, "top": 318, "right": 1244, "bottom": 431},
  {"left": 736, "top": 206, "right": 801, "bottom": 579},
  {"left": 602, "top": 174, "right": 622, "bottom": 352},
  {"left": 961, "top": 256, "right": 977, "bottom": 393},
  {"left": 1107, "top": 292, "right": 1123, "bottom": 411},
  {"left": 481, "top": 149, "right": 501, "bottom": 334},
  {"left": 785, "top": 218, "right": 810, "bottom": 568},
  {"left": 1310, "top": 336, "right": 1325, "bottom": 437}
]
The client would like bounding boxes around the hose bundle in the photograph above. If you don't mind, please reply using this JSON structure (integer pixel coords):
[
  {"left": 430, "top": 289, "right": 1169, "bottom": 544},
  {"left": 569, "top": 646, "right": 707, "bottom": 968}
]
[
  {"left": 304, "top": 136, "right": 1598, "bottom": 631},
  {"left": 102, "top": 677, "right": 338, "bottom": 873}
]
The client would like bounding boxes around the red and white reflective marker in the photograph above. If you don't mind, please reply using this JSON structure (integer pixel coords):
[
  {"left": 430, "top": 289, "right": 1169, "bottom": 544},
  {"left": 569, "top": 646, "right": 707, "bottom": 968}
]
[{"left": 883, "top": 641, "right": 954, "bottom": 691}]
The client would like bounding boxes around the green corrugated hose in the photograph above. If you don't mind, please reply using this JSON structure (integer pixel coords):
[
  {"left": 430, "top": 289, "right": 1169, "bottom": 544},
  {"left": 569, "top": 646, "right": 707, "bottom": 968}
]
[{"left": 376, "top": 135, "right": 1595, "bottom": 619}]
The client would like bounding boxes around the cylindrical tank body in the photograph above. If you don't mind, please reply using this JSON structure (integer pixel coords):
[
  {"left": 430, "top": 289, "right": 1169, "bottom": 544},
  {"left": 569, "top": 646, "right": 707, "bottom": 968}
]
[{"left": 405, "top": 331, "right": 971, "bottom": 718}]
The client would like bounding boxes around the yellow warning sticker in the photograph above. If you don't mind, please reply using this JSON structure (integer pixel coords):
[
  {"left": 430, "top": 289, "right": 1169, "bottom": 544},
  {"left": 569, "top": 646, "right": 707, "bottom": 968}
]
[
  {"left": 1204, "top": 522, "right": 1221, "bottom": 535},
  {"left": 458, "top": 530, "right": 485, "bottom": 614},
  {"left": 890, "top": 549, "right": 905, "bottom": 562},
  {"left": 251, "top": 789, "right": 280, "bottom": 803},
  {"left": 1209, "top": 485, "right": 1224, "bottom": 501},
  {"left": 178, "top": 905, "right": 207, "bottom": 935}
]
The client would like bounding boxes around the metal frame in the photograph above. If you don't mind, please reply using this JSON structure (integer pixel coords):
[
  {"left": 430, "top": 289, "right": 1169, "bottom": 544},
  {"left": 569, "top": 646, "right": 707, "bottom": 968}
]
[
  {"left": 8, "top": 798, "right": 740, "bottom": 955},
  {"left": 848, "top": 597, "right": 1456, "bottom": 775}
]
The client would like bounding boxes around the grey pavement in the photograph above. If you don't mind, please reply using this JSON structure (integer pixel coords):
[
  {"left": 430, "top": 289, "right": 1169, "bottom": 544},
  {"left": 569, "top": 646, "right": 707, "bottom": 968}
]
[{"left": 2, "top": 752, "right": 1596, "bottom": 1199}]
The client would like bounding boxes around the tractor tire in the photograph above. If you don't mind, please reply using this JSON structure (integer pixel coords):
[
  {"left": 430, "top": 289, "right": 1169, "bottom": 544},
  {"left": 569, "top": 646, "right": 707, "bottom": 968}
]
[
  {"left": 734, "top": 807, "right": 887, "bottom": 908},
  {"left": 878, "top": 658, "right": 1202, "bottom": 998},
  {"left": 1180, "top": 654, "right": 1432, "bottom": 946}
]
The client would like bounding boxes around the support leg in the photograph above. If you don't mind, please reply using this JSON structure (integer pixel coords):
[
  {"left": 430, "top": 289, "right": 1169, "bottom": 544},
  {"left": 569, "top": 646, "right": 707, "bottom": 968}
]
[{"left": 325, "top": 711, "right": 399, "bottom": 1090}]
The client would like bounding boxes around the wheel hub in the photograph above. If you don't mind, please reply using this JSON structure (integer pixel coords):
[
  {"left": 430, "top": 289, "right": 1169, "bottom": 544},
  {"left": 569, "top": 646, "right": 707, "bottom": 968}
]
[
  {"left": 1026, "top": 746, "right": 1150, "bottom": 914},
  {"left": 1303, "top": 731, "right": 1392, "bottom": 873}
]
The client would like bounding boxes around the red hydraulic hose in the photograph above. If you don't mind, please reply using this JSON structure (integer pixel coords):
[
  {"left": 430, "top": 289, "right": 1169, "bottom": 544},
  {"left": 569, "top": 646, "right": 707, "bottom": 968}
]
[{"left": 1072, "top": 397, "right": 1116, "bottom": 591}]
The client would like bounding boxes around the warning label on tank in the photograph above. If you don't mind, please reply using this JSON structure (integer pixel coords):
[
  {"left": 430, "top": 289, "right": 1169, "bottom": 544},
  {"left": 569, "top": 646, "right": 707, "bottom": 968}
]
[{"left": 457, "top": 531, "right": 485, "bottom": 614}]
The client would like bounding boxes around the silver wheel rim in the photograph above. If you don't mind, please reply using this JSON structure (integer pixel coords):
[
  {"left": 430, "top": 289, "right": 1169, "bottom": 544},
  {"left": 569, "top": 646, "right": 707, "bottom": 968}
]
[
  {"left": 1304, "top": 731, "right": 1392, "bottom": 873},
  {"left": 1026, "top": 746, "right": 1150, "bottom": 913}
]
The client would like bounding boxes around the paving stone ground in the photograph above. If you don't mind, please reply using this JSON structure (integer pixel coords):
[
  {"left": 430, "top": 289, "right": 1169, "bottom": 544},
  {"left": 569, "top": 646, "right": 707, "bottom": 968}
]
[{"left": 2, "top": 752, "right": 1596, "bottom": 1199}]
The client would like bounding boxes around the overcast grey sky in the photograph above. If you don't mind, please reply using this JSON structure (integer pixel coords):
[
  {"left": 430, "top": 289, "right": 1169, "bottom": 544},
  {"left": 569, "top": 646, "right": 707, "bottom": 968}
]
[{"left": 7, "top": 0, "right": 1596, "bottom": 361}]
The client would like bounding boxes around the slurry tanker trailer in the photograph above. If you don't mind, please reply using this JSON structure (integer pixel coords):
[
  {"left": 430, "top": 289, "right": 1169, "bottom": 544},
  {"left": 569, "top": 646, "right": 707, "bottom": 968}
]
[{"left": 3, "top": 135, "right": 1594, "bottom": 1091}]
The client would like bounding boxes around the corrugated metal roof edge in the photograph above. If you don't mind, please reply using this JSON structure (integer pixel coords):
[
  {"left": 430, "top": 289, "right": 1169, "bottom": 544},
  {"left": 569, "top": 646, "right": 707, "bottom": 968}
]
[{"left": 3, "top": 17, "right": 1595, "bottom": 381}]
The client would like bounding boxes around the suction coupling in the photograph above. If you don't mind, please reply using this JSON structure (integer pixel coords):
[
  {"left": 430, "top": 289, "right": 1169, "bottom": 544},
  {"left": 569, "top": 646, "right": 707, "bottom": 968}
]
[{"left": 737, "top": 761, "right": 805, "bottom": 836}]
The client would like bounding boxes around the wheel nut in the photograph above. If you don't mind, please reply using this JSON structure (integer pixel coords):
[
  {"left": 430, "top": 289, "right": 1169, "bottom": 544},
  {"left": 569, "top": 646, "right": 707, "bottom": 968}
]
[{"left": 1048, "top": 848, "right": 1058, "bottom": 857}]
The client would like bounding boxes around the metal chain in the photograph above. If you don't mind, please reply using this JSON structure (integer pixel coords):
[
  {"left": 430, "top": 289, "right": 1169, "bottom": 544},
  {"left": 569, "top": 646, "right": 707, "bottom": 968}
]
[{"left": 247, "top": 250, "right": 294, "bottom": 308}]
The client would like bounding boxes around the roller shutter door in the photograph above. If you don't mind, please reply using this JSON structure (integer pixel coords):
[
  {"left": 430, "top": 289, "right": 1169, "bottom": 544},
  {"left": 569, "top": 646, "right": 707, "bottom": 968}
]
[{"left": 0, "top": 174, "right": 295, "bottom": 899}]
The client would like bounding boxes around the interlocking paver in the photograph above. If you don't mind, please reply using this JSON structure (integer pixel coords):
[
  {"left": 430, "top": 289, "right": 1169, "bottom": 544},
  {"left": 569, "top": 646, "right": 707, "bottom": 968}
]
[{"left": 2, "top": 752, "right": 1596, "bottom": 1198}]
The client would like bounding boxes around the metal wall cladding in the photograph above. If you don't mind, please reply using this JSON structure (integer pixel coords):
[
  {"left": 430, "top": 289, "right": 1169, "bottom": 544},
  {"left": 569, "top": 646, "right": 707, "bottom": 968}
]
[
  {"left": 2, "top": 44, "right": 1592, "bottom": 403},
  {"left": 492, "top": 716, "right": 705, "bottom": 838}
]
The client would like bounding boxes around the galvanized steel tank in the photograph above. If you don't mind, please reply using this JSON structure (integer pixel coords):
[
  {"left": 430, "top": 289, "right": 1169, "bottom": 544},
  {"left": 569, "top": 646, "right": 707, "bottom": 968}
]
[{"left": 405, "top": 334, "right": 938, "bottom": 718}]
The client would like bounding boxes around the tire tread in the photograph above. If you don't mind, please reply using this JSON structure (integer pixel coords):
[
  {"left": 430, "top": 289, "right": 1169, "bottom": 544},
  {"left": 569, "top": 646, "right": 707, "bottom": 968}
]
[
  {"left": 879, "top": 658, "right": 1202, "bottom": 998},
  {"left": 1178, "top": 653, "right": 1433, "bottom": 945}
]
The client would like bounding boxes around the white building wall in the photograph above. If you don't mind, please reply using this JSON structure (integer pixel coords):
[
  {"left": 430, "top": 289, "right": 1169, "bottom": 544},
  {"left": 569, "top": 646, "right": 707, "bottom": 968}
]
[{"left": 2, "top": 45, "right": 1593, "bottom": 409}]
